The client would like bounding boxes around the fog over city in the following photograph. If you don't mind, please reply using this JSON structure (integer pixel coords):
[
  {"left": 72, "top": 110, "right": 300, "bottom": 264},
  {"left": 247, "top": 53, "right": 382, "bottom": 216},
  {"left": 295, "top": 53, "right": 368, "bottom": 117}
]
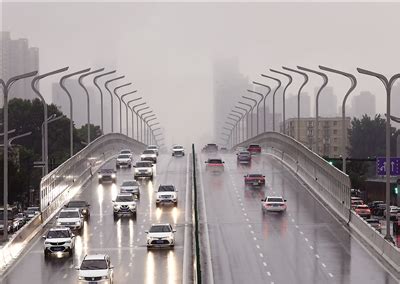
[{"left": 2, "top": 1, "right": 400, "bottom": 147}]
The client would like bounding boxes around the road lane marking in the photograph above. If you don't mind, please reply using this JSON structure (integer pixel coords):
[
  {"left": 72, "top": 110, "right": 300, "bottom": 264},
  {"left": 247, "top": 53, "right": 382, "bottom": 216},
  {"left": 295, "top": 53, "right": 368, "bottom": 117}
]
[
  {"left": 300, "top": 231, "right": 304, "bottom": 235},
  {"left": 315, "top": 254, "right": 320, "bottom": 259},
  {"left": 267, "top": 271, "right": 271, "bottom": 276},
  {"left": 63, "top": 274, "right": 67, "bottom": 279},
  {"left": 321, "top": 263, "right": 326, "bottom": 268},
  {"left": 246, "top": 218, "right": 250, "bottom": 222},
  {"left": 259, "top": 253, "right": 264, "bottom": 258},
  {"left": 291, "top": 218, "right": 295, "bottom": 222},
  {"left": 295, "top": 225, "right": 299, "bottom": 229},
  {"left": 256, "top": 245, "right": 260, "bottom": 249},
  {"left": 248, "top": 224, "right": 252, "bottom": 228},
  {"left": 304, "top": 238, "right": 309, "bottom": 242},
  {"left": 328, "top": 273, "right": 333, "bottom": 278},
  {"left": 250, "top": 230, "right": 254, "bottom": 234},
  {"left": 263, "top": 262, "right": 267, "bottom": 267},
  {"left": 125, "top": 272, "right": 129, "bottom": 277},
  {"left": 253, "top": 237, "right": 257, "bottom": 241},
  {"left": 309, "top": 246, "right": 314, "bottom": 250}
]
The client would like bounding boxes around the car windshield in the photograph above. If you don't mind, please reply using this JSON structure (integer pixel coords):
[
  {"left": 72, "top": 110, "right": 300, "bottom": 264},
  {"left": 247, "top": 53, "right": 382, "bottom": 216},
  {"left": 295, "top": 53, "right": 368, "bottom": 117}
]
[
  {"left": 59, "top": 211, "right": 79, "bottom": 218},
  {"left": 100, "top": 169, "right": 114, "bottom": 173},
  {"left": 118, "top": 154, "right": 130, "bottom": 159},
  {"left": 239, "top": 152, "right": 250, "bottom": 155},
  {"left": 267, "top": 198, "right": 283, "bottom": 202},
  {"left": 67, "top": 201, "right": 86, "bottom": 208},
  {"left": 356, "top": 205, "right": 368, "bottom": 209},
  {"left": 249, "top": 145, "right": 260, "bottom": 148},
  {"left": 27, "top": 207, "right": 39, "bottom": 211},
  {"left": 16, "top": 213, "right": 25, "bottom": 218},
  {"left": 149, "top": 225, "right": 171, "bottom": 233},
  {"left": 173, "top": 146, "right": 183, "bottom": 149},
  {"left": 80, "top": 259, "right": 108, "bottom": 270},
  {"left": 148, "top": 146, "right": 157, "bottom": 149},
  {"left": 143, "top": 150, "right": 155, "bottom": 154},
  {"left": 249, "top": 174, "right": 263, "bottom": 177},
  {"left": 116, "top": 195, "right": 134, "bottom": 202},
  {"left": 208, "top": 159, "right": 222, "bottom": 164},
  {"left": 159, "top": 185, "right": 175, "bottom": 192},
  {"left": 47, "top": 230, "right": 70, "bottom": 238},
  {"left": 122, "top": 181, "right": 138, "bottom": 187},
  {"left": 136, "top": 162, "right": 151, "bottom": 167},
  {"left": 120, "top": 150, "right": 131, "bottom": 154}
]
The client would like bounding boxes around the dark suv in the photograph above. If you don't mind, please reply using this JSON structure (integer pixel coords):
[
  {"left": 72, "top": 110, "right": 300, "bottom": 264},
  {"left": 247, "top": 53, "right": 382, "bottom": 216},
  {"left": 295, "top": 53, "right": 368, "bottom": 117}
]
[
  {"left": 237, "top": 151, "right": 251, "bottom": 164},
  {"left": 202, "top": 143, "right": 218, "bottom": 153},
  {"left": 65, "top": 200, "right": 90, "bottom": 219},
  {"left": 98, "top": 168, "right": 117, "bottom": 184}
]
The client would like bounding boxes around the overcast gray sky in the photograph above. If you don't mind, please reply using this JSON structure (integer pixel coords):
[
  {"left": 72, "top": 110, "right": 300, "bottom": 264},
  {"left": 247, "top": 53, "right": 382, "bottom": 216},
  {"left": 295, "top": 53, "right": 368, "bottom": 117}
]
[{"left": 2, "top": 1, "right": 400, "bottom": 147}]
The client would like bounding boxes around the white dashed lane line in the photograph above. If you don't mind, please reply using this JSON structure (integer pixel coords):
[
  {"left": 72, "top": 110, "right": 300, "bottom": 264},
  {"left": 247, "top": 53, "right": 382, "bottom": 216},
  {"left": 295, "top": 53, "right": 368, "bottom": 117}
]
[{"left": 63, "top": 274, "right": 67, "bottom": 279}]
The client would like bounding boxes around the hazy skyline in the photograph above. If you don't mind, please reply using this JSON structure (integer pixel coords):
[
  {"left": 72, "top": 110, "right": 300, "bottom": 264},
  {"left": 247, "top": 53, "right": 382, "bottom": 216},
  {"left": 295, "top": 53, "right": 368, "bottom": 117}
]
[{"left": 2, "top": 1, "right": 400, "bottom": 147}]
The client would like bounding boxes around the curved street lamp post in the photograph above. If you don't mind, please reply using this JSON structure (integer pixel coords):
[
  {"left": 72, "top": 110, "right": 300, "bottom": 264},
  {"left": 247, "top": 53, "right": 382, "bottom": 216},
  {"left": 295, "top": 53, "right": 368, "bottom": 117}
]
[
  {"left": 104, "top": 76, "right": 125, "bottom": 133},
  {"left": 121, "top": 92, "right": 138, "bottom": 136},
  {"left": 93, "top": 70, "right": 116, "bottom": 133},
  {"left": 246, "top": 89, "right": 264, "bottom": 135},
  {"left": 252, "top": 81, "right": 271, "bottom": 133},
  {"left": 242, "top": 96, "right": 257, "bottom": 138},
  {"left": 114, "top": 83, "right": 132, "bottom": 133},
  {"left": 261, "top": 74, "right": 281, "bottom": 132}
]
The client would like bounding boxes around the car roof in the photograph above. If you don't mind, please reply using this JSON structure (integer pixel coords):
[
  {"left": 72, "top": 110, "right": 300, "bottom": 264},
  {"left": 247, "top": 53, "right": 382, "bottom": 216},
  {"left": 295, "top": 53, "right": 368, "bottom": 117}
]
[
  {"left": 49, "top": 226, "right": 70, "bottom": 231},
  {"left": 122, "top": 180, "right": 138, "bottom": 184},
  {"left": 120, "top": 149, "right": 131, "bottom": 152},
  {"left": 84, "top": 254, "right": 107, "bottom": 260},
  {"left": 117, "top": 193, "right": 133, "bottom": 197},
  {"left": 266, "top": 196, "right": 284, "bottom": 199},
  {"left": 151, "top": 223, "right": 171, "bottom": 227}
]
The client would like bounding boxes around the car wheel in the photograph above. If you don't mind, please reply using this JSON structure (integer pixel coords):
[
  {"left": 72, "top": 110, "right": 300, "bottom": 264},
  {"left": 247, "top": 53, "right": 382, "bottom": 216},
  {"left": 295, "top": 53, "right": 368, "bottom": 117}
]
[
  {"left": 68, "top": 248, "right": 73, "bottom": 257},
  {"left": 44, "top": 250, "right": 50, "bottom": 259},
  {"left": 113, "top": 212, "right": 118, "bottom": 219},
  {"left": 150, "top": 176, "right": 153, "bottom": 181},
  {"left": 174, "top": 202, "right": 178, "bottom": 207}
]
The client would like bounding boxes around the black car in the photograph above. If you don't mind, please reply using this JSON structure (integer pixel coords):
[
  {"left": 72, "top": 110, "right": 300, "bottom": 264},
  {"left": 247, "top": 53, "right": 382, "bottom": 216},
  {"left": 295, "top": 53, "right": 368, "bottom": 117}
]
[
  {"left": 368, "top": 201, "right": 384, "bottom": 216},
  {"left": 202, "top": 143, "right": 218, "bottom": 153},
  {"left": 98, "top": 168, "right": 117, "bottom": 184},
  {"left": 65, "top": 200, "right": 90, "bottom": 219}
]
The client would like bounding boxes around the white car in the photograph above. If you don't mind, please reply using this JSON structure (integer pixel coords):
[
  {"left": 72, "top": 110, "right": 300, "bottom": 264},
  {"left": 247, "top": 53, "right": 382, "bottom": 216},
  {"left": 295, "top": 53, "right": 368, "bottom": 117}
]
[
  {"left": 156, "top": 185, "right": 178, "bottom": 207},
  {"left": 120, "top": 180, "right": 140, "bottom": 198},
  {"left": 141, "top": 150, "right": 157, "bottom": 163},
  {"left": 134, "top": 161, "right": 154, "bottom": 180},
  {"left": 43, "top": 227, "right": 75, "bottom": 258},
  {"left": 56, "top": 208, "right": 84, "bottom": 232},
  {"left": 113, "top": 194, "right": 137, "bottom": 219},
  {"left": 76, "top": 254, "right": 114, "bottom": 284},
  {"left": 116, "top": 153, "right": 132, "bottom": 168},
  {"left": 384, "top": 206, "right": 400, "bottom": 220},
  {"left": 172, "top": 145, "right": 185, "bottom": 157},
  {"left": 147, "top": 145, "right": 159, "bottom": 156},
  {"left": 119, "top": 149, "right": 133, "bottom": 159},
  {"left": 146, "top": 224, "right": 176, "bottom": 248},
  {"left": 261, "top": 196, "right": 287, "bottom": 213}
]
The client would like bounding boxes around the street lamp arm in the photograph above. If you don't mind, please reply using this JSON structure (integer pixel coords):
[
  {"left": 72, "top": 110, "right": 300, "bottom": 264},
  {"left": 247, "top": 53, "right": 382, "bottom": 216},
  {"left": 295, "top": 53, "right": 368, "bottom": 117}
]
[{"left": 8, "top": 131, "right": 32, "bottom": 147}]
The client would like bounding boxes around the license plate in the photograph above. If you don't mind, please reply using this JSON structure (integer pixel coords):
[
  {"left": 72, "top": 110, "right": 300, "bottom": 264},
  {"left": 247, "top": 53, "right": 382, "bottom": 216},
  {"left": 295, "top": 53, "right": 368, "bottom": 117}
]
[
  {"left": 89, "top": 282, "right": 97, "bottom": 284},
  {"left": 253, "top": 182, "right": 259, "bottom": 185},
  {"left": 156, "top": 240, "right": 164, "bottom": 244},
  {"left": 273, "top": 204, "right": 280, "bottom": 207},
  {"left": 53, "top": 247, "right": 64, "bottom": 251}
]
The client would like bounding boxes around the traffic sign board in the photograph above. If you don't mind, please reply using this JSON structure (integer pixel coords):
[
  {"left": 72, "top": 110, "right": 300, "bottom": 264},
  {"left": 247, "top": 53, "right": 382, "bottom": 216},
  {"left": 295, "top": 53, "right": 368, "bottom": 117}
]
[{"left": 376, "top": 157, "right": 400, "bottom": 176}]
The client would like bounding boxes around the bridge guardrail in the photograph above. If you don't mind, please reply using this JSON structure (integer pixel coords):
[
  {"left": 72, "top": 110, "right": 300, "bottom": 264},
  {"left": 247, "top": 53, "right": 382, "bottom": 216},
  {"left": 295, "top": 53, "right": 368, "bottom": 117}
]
[
  {"left": 0, "top": 133, "right": 146, "bottom": 274},
  {"left": 235, "top": 131, "right": 400, "bottom": 273}
]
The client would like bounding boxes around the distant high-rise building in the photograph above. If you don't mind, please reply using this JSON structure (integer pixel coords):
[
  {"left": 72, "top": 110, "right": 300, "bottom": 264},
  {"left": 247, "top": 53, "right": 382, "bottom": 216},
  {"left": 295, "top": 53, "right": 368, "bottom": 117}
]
[
  {"left": 52, "top": 80, "right": 103, "bottom": 129},
  {"left": 285, "top": 92, "right": 311, "bottom": 120},
  {"left": 351, "top": 91, "right": 376, "bottom": 118},
  {"left": 213, "top": 58, "right": 249, "bottom": 143},
  {"left": 316, "top": 86, "right": 337, "bottom": 117},
  {"left": 0, "top": 31, "right": 39, "bottom": 104}
]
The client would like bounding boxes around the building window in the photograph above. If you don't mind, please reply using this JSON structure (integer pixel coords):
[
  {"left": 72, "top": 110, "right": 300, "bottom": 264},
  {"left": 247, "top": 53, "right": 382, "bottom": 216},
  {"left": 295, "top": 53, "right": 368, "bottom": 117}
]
[
  {"left": 334, "top": 146, "right": 338, "bottom": 152},
  {"left": 333, "top": 121, "right": 337, "bottom": 126},
  {"left": 333, "top": 129, "right": 338, "bottom": 134}
]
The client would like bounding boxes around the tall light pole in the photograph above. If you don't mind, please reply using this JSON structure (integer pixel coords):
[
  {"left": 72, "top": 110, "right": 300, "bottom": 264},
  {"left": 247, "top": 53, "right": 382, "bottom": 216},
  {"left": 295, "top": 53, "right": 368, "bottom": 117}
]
[
  {"left": 238, "top": 102, "right": 252, "bottom": 140},
  {"left": 297, "top": 66, "right": 328, "bottom": 154},
  {"left": 1, "top": 70, "right": 38, "bottom": 241},
  {"left": 242, "top": 96, "right": 257, "bottom": 138},
  {"left": 121, "top": 92, "right": 139, "bottom": 136},
  {"left": 224, "top": 122, "right": 235, "bottom": 146},
  {"left": 137, "top": 106, "right": 150, "bottom": 143},
  {"left": 78, "top": 68, "right": 105, "bottom": 144},
  {"left": 93, "top": 70, "right": 116, "bottom": 134},
  {"left": 127, "top": 98, "right": 142, "bottom": 138},
  {"left": 235, "top": 105, "right": 249, "bottom": 141},
  {"left": 227, "top": 110, "right": 242, "bottom": 144},
  {"left": 60, "top": 68, "right": 91, "bottom": 157},
  {"left": 113, "top": 83, "right": 132, "bottom": 134},
  {"left": 252, "top": 81, "right": 271, "bottom": 133},
  {"left": 319, "top": 65, "right": 357, "bottom": 174},
  {"left": 143, "top": 114, "right": 156, "bottom": 144},
  {"left": 41, "top": 114, "right": 65, "bottom": 169},
  {"left": 357, "top": 68, "right": 400, "bottom": 243},
  {"left": 246, "top": 89, "right": 264, "bottom": 135},
  {"left": 231, "top": 110, "right": 244, "bottom": 143},
  {"left": 147, "top": 120, "right": 158, "bottom": 144},
  {"left": 32, "top": 67, "right": 69, "bottom": 176},
  {"left": 132, "top": 102, "right": 146, "bottom": 140},
  {"left": 282, "top": 67, "right": 309, "bottom": 141},
  {"left": 5, "top": 131, "right": 32, "bottom": 148},
  {"left": 261, "top": 74, "right": 281, "bottom": 132},
  {"left": 104, "top": 76, "right": 125, "bottom": 133},
  {"left": 270, "top": 69, "right": 293, "bottom": 134}
]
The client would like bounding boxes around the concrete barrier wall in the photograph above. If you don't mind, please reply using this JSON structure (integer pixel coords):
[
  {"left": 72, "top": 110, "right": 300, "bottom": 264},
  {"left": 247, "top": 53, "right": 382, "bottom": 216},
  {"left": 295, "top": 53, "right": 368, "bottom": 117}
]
[
  {"left": 0, "top": 133, "right": 146, "bottom": 273},
  {"left": 235, "top": 132, "right": 400, "bottom": 273}
]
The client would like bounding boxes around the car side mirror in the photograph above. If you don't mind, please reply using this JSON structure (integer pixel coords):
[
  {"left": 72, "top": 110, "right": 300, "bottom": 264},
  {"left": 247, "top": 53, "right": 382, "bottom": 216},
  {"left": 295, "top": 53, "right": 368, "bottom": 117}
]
[
  {"left": 173, "top": 230, "right": 176, "bottom": 232},
  {"left": 263, "top": 176, "right": 265, "bottom": 178},
  {"left": 87, "top": 204, "right": 90, "bottom": 207},
  {"left": 223, "top": 161, "right": 225, "bottom": 163},
  {"left": 75, "top": 266, "right": 80, "bottom": 270},
  {"left": 42, "top": 235, "right": 46, "bottom": 239},
  {"left": 64, "top": 204, "right": 67, "bottom": 208},
  {"left": 284, "top": 199, "right": 287, "bottom": 202},
  {"left": 261, "top": 199, "right": 264, "bottom": 202},
  {"left": 71, "top": 234, "right": 75, "bottom": 238},
  {"left": 110, "top": 265, "right": 114, "bottom": 269},
  {"left": 145, "top": 230, "right": 149, "bottom": 233}
]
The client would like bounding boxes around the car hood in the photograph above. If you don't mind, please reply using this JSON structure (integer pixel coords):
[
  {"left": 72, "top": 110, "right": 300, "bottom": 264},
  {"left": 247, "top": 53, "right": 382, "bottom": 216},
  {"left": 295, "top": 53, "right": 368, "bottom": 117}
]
[
  {"left": 117, "top": 158, "right": 130, "bottom": 161},
  {"left": 148, "top": 232, "right": 173, "bottom": 238},
  {"left": 79, "top": 269, "right": 109, "bottom": 278},
  {"left": 141, "top": 154, "right": 156, "bottom": 157},
  {"left": 173, "top": 149, "right": 184, "bottom": 152},
  {"left": 57, "top": 217, "right": 81, "bottom": 223},
  {"left": 121, "top": 185, "right": 139, "bottom": 190},
  {"left": 113, "top": 201, "right": 136, "bottom": 206},
  {"left": 45, "top": 237, "right": 72, "bottom": 243},
  {"left": 135, "top": 167, "right": 152, "bottom": 171}
]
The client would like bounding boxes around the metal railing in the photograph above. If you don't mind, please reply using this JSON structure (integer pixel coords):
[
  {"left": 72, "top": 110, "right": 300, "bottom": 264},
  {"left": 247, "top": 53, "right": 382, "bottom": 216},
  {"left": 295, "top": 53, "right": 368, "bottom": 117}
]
[{"left": 234, "top": 131, "right": 400, "bottom": 273}]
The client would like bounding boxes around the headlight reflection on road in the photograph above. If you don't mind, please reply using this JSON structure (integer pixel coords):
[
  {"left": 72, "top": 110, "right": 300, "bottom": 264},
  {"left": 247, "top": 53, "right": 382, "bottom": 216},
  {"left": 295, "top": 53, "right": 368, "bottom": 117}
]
[
  {"left": 167, "top": 250, "right": 177, "bottom": 284},
  {"left": 145, "top": 251, "right": 155, "bottom": 284},
  {"left": 155, "top": 207, "right": 162, "bottom": 221},
  {"left": 74, "top": 234, "right": 85, "bottom": 260},
  {"left": 129, "top": 218, "right": 134, "bottom": 246},
  {"left": 148, "top": 181, "right": 154, "bottom": 219},
  {"left": 111, "top": 184, "right": 118, "bottom": 201},
  {"left": 171, "top": 207, "right": 179, "bottom": 225}
]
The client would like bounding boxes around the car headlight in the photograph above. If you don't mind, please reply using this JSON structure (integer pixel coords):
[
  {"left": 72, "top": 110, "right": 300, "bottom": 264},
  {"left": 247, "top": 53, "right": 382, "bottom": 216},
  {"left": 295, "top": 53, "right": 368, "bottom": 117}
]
[
  {"left": 113, "top": 204, "right": 119, "bottom": 208},
  {"left": 98, "top": 174, "right": 103, "bottom": 178},
  {"left": 111, "top": 173, "right": 116, "bottom": 178},
  {"left": 65, "top": 240, "right": 71, "bottom": 244},
  {"left": 56, "top": 222, "right": 61, "bottom": 226},
  {"left": 78, "top": 276, "right": 85, "bottom": 280},
  {"left": 82, "top": 209, "right": 87, "bottom": 213},
  {"left": 75, "top": 221, "right": 80, "bottom": 225},
  {"left": 129, "top": 204, "right": 136, "bottom": 209},
  {"left": 45, "top": 241, "right": 51, "bottom": 244},
  {"left": 101, "top": 276, "right": 110, "bottom": 280}
]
